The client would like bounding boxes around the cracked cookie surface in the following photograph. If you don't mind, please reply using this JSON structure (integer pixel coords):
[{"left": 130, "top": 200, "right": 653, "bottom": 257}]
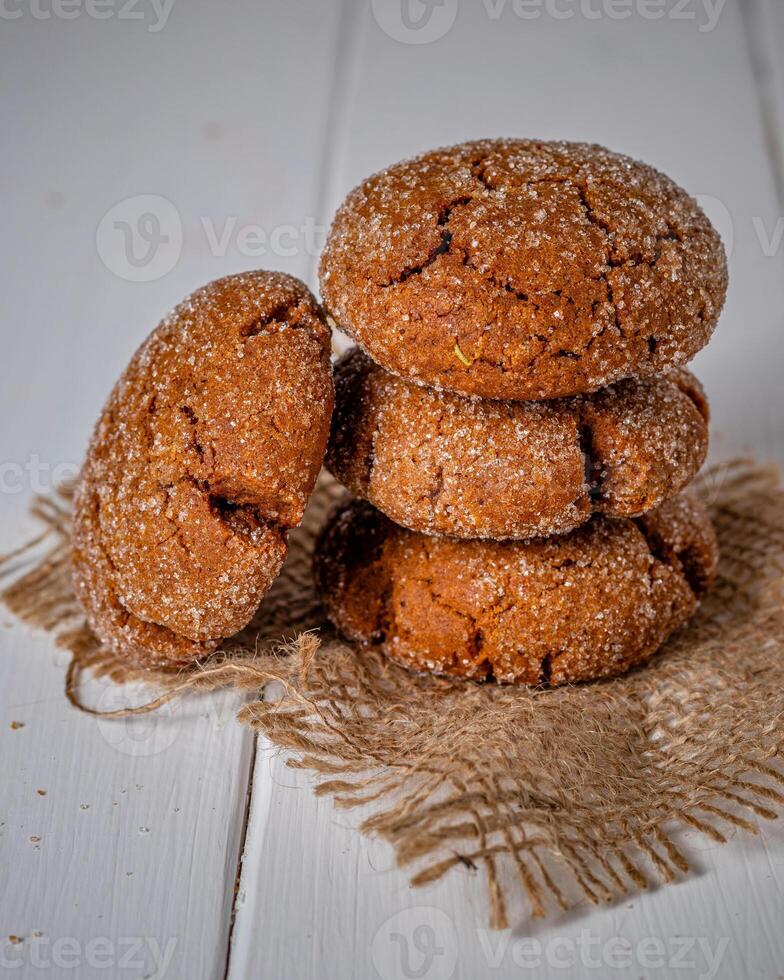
[
  {"left": 319, "top": 139, "right": 727, "bottom": 400},
  {"left": 72, "top": 271, "right": 334, "bottom": 669},
  {"left": 314, "top": 493, "right": 718, "bottom": 686},
  {"left": 327, "top": 349, "right": 709, "bottom": 540}
]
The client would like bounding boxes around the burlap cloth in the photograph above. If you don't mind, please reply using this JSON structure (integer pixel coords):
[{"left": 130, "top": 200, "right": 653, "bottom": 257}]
[{"left": 2, "top": 458, "right": 783, "bottom": 929}]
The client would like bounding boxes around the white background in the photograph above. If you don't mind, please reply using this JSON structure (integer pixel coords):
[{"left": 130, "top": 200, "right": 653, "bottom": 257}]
[{"left": 1, "top": 0, "right": 783, "bottom": 977}]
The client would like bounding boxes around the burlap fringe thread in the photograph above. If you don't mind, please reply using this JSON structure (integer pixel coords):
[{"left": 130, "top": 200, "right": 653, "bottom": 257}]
[{"left": 2, "top": 460, "right": 783, "bottom": 929}]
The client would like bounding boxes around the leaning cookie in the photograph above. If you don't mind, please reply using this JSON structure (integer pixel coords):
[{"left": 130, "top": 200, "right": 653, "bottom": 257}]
[
  {"left": 314, "top": 493, "right": 718, "bottom": 686},
  {"left": 72, "top": 271, "right": 334, "bottom": 669},
  {"left": 327, "top": 348, "right": 709, "bottom": 540},
  {"left": 320, "top": 139, "right": 727, "bottom": 401}
]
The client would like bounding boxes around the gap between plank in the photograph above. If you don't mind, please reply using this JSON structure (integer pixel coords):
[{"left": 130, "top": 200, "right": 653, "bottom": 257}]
[
  {"left": 739, "top": 0, "right": 784, "bottom": 210},
  {"left": 307, "top": 0, "right": 367, "bottom": 289},
  {"left": 222, "top": 3, "right": 365, "bottom": 976},
  {"left": 222, "top": 731, "right": 259, "bottom": 980}
]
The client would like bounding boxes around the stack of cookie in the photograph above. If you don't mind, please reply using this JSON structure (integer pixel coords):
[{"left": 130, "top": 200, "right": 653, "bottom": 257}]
[{"left": 315, "top": 139, "right": 726, "bottom": 686}]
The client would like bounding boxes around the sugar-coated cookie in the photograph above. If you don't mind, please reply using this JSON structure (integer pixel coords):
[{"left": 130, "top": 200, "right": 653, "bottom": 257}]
[
  {"left": 73, "top": 271, "right": 334, "bottom": 668},
  {"left": 320, "top": 139, "right": 727, "bottom": 400},
  {"left": 327, "top": 348, "right": 709, "bottom": 540},
  {"left": 314, "top": 493, "right": 718, "bottom": 686}
]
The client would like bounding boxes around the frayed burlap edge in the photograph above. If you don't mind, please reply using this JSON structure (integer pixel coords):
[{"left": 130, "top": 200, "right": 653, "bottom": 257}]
[{"left": 2, "top": 460, "right": 783, "bottom": 929}]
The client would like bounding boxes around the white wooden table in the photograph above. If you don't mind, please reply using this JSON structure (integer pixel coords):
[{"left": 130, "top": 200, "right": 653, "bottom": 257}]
[{"left": 1, "top": 1, "right": 783, "bottom": 977}]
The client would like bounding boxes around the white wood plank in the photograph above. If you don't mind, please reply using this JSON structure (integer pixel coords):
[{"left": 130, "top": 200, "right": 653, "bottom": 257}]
[
  {"left": 231, "top": 2, "right": 784, "bottom": 978},
  {"left": 0, "top": 639, "right": 253, "bottom": 979},
  {"left": 0, "top": 1, "right": 343, "bottom": 976}
]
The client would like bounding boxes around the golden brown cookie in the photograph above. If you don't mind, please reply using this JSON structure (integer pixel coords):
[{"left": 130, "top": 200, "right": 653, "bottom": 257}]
[
  {"left": 320, "top": 139, "right": 727, "bottom": 400},
  {"left": 314, "top": 493, "right": 718, "bottom": 686},
  {"left": 72, "top": 271, "right": 334, "bottom": 669},
  {"left": 327, "top": 348, "right": 709, "bottom": 540}
]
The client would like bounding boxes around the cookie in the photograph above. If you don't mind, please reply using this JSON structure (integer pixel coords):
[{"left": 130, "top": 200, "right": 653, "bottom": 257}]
[
  {"left": 327, "top": 348, "right": 709, "bottom": 540},
  {"left": 72, "top": 271, "right": 334, "bottom": 669},
  {"left": 314, "top": 493, "right": 718, "bottom": 686},
  {"left": 320, "top": 139, "right": 727, "bottom": 401}
]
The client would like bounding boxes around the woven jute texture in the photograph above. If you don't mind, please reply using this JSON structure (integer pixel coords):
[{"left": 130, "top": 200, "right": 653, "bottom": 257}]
[{"left": 2, "top": 459, "right": 783, "bottom": 929}]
